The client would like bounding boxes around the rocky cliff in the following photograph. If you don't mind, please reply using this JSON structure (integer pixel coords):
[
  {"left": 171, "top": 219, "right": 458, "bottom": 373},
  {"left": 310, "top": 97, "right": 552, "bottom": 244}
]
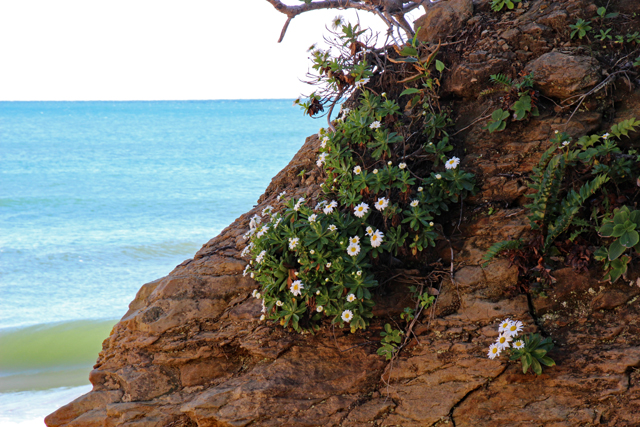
[{"left": 47, "top": 0, "right": 640, "bottom": 425}]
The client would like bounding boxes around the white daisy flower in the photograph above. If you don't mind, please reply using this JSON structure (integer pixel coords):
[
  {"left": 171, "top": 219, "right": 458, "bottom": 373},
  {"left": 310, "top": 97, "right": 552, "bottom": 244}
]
[
  {"left": 326, "top": 262, "right": 332, "bottom": 268},
  {"left": 562, "top": 140, "right": 570, "bottom": 146},
  {"left": 308, "top": 214, "right": 317, "bottom": 223},
  {"left": 316, "top": 290, "right": 321, "bottom": 295},
  {"left": 445, "top": 156, "right": 460, "bottom": 170},
  {"left": 289, "top": 237, "right": 300, "bottom": 250},
  {"left": 347, "top": 243, "right": 361, "bottom": 256},
  {"left": 429, "top": 221, "right": 434, "bottom": 227},
  {"left": 487, "top": 343, "right": 501, "bottom": 359},
  {"left": 249, "top": 214, "right": 261, "bottom": 230},
  {"left": 513, "top": 340, "right": 525, "bottom": 350},
  {"left": 256, "top": 226, "right": 269, "bottom": 238},
  {"left": 356, "top": 270, "right": 362, "bottom": 276},
  {"left": 418, "top": 187, "right": 423, "bottom": 192},
  {"left": 241, "top": 246, "right": 251, "bottom": 257},
  {"left": 353, "top": 165, "right": 362, "bottom": 175},
  {"left": 498, "top": 318, "right": 512, "bottom": 333},
  {"left": 317, "top": 305, "right": 324, "bottom": 312},
  {"left": 602, "top": 133, "right": 610, "bottom": 139},
  {"left": 373, "top": 169, "right": 378, "bottom": 174},
  {"left": 294, "top": 198, "right": 305, "bottom": 211},
  {"left": 321, "top": 136, "right": 329, "bottom": 148},
  {"left": 315, "top": 200, "right": 327, "bottom": 211},
  {"left": 381, "top": 92, "right": 386, "bottom": 97},
  {"left": 256, "top": 250, "right": 266, "bottom": 264},
  {"left": 260, "top": 314, "right": 265, "bottom": 321},
  {"left": 276, "top": 300, "right": 283, "bottom": 307},
  {"left": 370, "top": 121, "right": 381, "bottom": 129},
  {"left": 277, "top": 190, "right": 287, "bottom": 200},
  {"left": 366, "top": 226, "right": 374, "bottom": 236},
  {"left": 317, "top": 128, "right": 324, "bottom": 138},
  {"left": 255, "top": 292, "right": 261, "bottom": 299},
  {"left": 410, "top": 200, "right": 419, "bottom": 207},
  {"left": 399, "top": 162, "right": 407, "bottom": 169},
  {"left": 347, "top": 294, "right": 356, "bottom": 302},
  {"left": 252, "top": 289, "right": 258, "bottom": 298},
  {"left": 554, "top": 130, "right": 559, "bottom": 134},
  {"left": 375, "top": 197, "right": 389, "bottom": 211},
  {"left": 435, "top": 174, "right": 442, "bottom": 180},
  {"left": 341, "top": 309, "right": 354, "bottom": 322},
  {"left": 328, "top": 224, "right": 337, "bottom": 232},
  {"left": 370, "top": 230, "right": 384, "bottom": 248},
  {"left": 310, "top": 250, "right": 315, "bottom": 255},
  {"left": 349, "top": 236, "right": 360, "bottom": 245},
  {"left": 274, "top": 217, "right": 282, "bottom": 227},
  {"left": 387, "top": 161, "right": 393, "bottom": 166},
  {"left": 243, "top": 265, "right": 251, "bottom": 276},
  {"left": 506, "top": 320, "right": 523, "bottom": 337},
  {"left": 496, "top": 334, "right": 512, "bottom": 350},
  {"left": 355, "top": 77, "right": 370, "bottom": 88},
  {"left": 323, "top": 200, "right": 338, "bottom": 214},
  {"left": 354, "top": 202, "right": 369, "bottom": 218},
  {"left": 341, "top": 107, "right": 350, "bottom": 117},
  {"left": 317, "top": 152, "right": 328, "bottom": 167},
  {"left": 262, "top": 206, "right": 273, "bottom": 216},
  {"left": 290, "top": 280, "right": 304, "bottom": 296}
]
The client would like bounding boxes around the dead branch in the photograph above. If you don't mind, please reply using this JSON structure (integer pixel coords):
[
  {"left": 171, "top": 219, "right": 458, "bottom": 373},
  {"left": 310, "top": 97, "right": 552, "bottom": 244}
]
[{"left": 265, "top": 0, "right": 425, "bottom": 42}]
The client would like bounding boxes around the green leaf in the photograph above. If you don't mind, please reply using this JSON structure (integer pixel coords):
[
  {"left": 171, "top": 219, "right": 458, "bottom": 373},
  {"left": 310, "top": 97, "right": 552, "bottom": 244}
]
[
  {"left": 608, "top": 239, "right": 626, "bottom": 260},
  {"left": 400, "top": 46, "right": 418, "bottom": 57},
  {"left": 522, "top": 354, "right": 532, "bottom": 374},
  {"left": 400, "top": 88, "right": 421, "bottom": 97},
  {"left": 531, "top": 357, "right": 542, "bottom": 375},
  {"left": 599, "top": 222, "right": 615, "bottom": 237},
  {"left": 538, "top": 356, "right": 556, "bottom": 367},
  {"left": 619, "top": 229, "right": 639, "bottom": 248},
  {"left": 435, "top": 60, "right": 445, "bottom": 73}
]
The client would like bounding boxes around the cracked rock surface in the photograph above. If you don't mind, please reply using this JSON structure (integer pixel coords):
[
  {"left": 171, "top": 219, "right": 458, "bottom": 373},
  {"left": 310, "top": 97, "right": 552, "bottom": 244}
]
[{"left": 47, "top": 0, "right": 640, "bottom": 425}]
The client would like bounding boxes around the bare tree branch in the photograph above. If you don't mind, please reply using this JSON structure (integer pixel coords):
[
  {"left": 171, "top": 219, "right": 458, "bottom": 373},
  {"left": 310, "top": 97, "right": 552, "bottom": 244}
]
[{"left": 265, "top": 0, "right": 423, "bottom": 42}]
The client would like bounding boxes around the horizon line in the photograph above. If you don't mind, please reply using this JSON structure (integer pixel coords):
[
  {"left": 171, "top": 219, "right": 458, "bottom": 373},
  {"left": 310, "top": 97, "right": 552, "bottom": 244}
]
[{"left": 0, "top": 98, "right": 300, "bottom": 102}]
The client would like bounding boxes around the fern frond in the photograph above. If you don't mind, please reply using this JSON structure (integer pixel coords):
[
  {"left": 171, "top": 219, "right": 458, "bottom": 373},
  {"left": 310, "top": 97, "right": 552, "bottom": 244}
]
[
  {"left": 479, "top": 87, "right": 503, "bottom": 98},
  {"left": 482, "top": 239, "right": 523, "bottom": 268},
  {"left": 569, "top": 228, "right": 588, "bottom": 242},
  {"left": 525, "top": 154, "right": 566, "bottom": 230},
  {"left": 610, "top": 118, "right": 640, "bottom": 139},
  {"left": 543, "top": 174, "right": 610, "bottom": 250},
  {"left": 489, "top": 73, "right": 513, "bottom": 89}
]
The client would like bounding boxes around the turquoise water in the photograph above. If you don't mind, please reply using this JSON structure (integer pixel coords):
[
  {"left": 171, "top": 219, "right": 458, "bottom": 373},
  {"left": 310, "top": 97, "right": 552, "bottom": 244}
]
[{"left": 0, "top": 100, "right": 319, "bottom": 424}]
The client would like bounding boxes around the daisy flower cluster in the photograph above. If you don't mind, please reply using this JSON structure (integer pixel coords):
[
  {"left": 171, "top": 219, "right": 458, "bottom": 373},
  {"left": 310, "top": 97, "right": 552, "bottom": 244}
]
[
  {"left": 487, "top": 318, "right": 523, "bottom": 359},
  {"left": 241, "top": 88, "right": 475, "bottom": 334},
  {"left": 485, "top": 318, "right": 556, "bottom": 375}
]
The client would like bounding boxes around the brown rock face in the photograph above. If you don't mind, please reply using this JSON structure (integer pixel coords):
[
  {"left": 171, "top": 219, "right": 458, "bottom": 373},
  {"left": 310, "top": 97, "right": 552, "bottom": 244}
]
[
  {"left": 47, "top": 0, "right": 640, "bottom": 426},
  {"left": 414, "top": 0, "right": 473, "bottom": 44},
  {"left": 524, "top": 52, "right": 601, "bottom": 100}
]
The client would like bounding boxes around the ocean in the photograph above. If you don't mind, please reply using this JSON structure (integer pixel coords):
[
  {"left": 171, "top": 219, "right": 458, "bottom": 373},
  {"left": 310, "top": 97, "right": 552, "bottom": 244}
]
[{"left": 0, "top": 100, "right": 320, "bottom": 425}]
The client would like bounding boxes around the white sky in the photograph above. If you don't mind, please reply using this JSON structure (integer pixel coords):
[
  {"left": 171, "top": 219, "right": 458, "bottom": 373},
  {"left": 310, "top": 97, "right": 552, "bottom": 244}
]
[{"left": 0, "top": 1, "right": 419, "bottom": 101}]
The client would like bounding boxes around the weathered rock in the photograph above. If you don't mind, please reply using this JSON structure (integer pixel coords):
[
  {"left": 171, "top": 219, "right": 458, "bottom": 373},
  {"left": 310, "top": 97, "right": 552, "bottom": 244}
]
[
  {"left": 445, "top": 58, "right": 508, "bottom": 99},
  {"left": 524, "top": 52, "right": 601, "bottom": 100},
  {"left": 414, "top": 0, "right": 473, "bottom": 44},
  {"left": 47, "top": 0, "right": 640, "bottom": 425}
]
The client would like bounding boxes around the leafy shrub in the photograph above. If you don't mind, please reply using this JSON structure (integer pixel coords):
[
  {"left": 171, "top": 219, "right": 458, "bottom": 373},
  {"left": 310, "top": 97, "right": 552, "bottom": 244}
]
[{"left": 243, "top": 89, "right": 475, "bottom": 332}]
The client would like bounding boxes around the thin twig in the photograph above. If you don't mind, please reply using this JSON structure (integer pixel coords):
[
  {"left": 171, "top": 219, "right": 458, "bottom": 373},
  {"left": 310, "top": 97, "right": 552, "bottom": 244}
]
[{"left": 451, "top": 108, "right": 491, "bottom": 136}]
